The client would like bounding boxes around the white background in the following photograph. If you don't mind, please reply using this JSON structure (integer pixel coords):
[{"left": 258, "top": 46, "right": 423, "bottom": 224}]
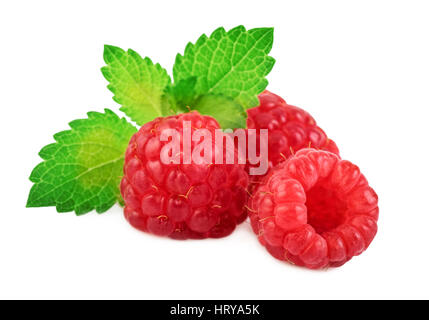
[{"left": 1, "top": 0, "right": 428, "bottom": 299}]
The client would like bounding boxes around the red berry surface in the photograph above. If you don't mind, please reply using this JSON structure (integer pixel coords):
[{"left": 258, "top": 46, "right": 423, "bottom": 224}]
[
  {"left": 246, "top": 91, "right": 339, "bottom": 188},
  {"left": 121, "top": 111, "right": 249, "bottom": 239},
  {"left": 249, "top": 149, "right": 378, "bottom": 269}
]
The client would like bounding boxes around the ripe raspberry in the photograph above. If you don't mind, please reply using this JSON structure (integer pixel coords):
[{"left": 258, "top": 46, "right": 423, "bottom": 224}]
[
  {"left": 246, "top": 91, "right": 339, "bottom": 188},
  {"left": 249, "top": 149, "right": 378, "bottom": 269},
  {"left": 121, "top": 111, "right": 249, "bottom": 239}
]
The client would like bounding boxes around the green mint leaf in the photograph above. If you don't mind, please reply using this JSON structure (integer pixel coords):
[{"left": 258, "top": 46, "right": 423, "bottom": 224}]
[
  {"left": 160, "top": 88, "right": 178, "bottom": 116},
  {"left": 161, "top": 77, "right": 197, "bottom": 115},
  {"left": 193, "top": 94, "right": 247, "bottom": 129},
  {"left": 26, "top": 109, "right": 137, "bottom": 215},
  {"left": 102, "top": 45, "right": 171, "bottom": 126},
  {"left": 173, "top": 25, "right": 275, "bottom": 111},
  {"left": 170, "top": 77, "right": 197, "bottom": 109}
]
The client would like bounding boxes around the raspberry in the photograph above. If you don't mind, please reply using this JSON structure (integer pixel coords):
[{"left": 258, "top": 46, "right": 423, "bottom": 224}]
[
  {"left": 246, "top": 91, "right": 339, "bottom": 188},
  {"left": 121, "top": 111, "right": 249, "bottom": 239},
  {"left": 249, "top": 149, "right": 378, "bottom": 269}
]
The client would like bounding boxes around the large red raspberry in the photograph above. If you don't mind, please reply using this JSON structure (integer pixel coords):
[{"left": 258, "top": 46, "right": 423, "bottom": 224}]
[
  {"left": 246, "top": 91, "right": 339, "bottom": 187},
  {"left": 121, "top": 111, "right": 249, "bottom": 239},
  {"left": 249, "top": 149, "right": 378, "bottom": 269}
]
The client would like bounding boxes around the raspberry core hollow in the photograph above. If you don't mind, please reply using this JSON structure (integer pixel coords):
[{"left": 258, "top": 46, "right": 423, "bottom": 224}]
[{"left": 249, "top": 149, "right": 379, "bottom": 269}]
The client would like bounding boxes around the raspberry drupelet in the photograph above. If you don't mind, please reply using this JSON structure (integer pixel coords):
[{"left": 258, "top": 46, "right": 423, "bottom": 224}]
[
  {"left": 246, "top": 91, "right": 339, "bottom": 190},
  {"left": 249, "top": 149, "right": 378, "bottom": 269},
  {"left": 121, "top": 111, "right": 249, "bottom": 239}
]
